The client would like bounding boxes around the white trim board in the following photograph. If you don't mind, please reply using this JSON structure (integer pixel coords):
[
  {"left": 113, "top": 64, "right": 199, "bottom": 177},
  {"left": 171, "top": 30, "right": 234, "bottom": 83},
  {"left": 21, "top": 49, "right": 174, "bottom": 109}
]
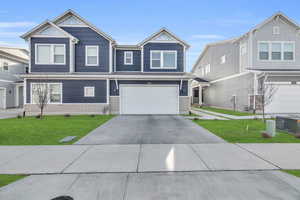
[{"left": 209, "top": 72, "right": 251, "bottom": 84}]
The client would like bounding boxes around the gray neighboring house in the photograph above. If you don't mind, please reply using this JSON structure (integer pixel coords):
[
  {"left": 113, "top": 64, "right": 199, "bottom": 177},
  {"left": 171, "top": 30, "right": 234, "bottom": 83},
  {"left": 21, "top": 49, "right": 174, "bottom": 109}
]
[
  {"left": 192, "top": 12, "right": 300, "bottom": 114},
  {"left": 21, "top": 9, "right": 192, "bottom": 115},
  {"left": 0, "top": 47, "right": 28, "bottom": 109}
]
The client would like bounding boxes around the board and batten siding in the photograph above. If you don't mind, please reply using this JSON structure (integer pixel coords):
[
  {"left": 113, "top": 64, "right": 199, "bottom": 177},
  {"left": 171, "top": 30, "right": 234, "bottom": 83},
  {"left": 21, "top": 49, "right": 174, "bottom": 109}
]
[
  {"left": 26, "top": 79, "right": 107, "bottom": 104},
  {"left": 143, "top": 43, "right": 184, "bottom": 72},
  {"left": 109, "top": 80, "right": 188, "bottom": 96},
  {"left": 62, "top": 27, "right": 110, "bottom": 72},
  {"left": 30, "top": 38, "right": 70, "bottom": 72},
  {"left": 115, "top": 50, "right": 141, "bottom": 71}
]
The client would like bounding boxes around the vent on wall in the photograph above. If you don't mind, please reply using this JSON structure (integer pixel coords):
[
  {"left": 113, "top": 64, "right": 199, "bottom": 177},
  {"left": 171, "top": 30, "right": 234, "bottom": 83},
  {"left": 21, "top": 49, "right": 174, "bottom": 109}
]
[{"left": 273, "top": 26, "right": 280, "bottom": 35}]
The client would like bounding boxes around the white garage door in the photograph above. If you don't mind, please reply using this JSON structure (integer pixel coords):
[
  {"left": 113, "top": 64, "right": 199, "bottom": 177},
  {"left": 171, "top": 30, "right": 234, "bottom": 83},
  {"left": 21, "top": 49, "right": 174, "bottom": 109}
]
[
  {"left": 0, "top": 89, "right": 5, "bottom": 109},
  {"left": 120, "top": 85, "right": 179, "bottom": 114},
  {"left": 266, "top": 84, "right": 300, "bottom": 113}
]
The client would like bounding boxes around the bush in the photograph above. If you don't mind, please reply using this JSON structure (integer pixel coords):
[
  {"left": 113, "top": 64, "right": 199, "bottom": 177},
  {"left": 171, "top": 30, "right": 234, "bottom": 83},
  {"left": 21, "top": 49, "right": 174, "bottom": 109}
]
[
  {"left": 90, "top": 114, "right": 95, "bottom": 117},
  {"left": 64, "top": 114, "right": 71, "bottom": 118},
  {"left": 17, "top": 115, "right": 22, "bottom": 119},
  {"left": 35, "top": 115, "right": 41, "bottom": 119}
]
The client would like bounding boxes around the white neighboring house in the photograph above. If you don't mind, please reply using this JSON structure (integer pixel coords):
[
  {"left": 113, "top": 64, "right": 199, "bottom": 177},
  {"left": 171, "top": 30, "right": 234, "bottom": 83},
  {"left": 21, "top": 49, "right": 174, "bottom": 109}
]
[
  {"left": 0, "top": 46, "right": 29, "bottom": 109},
  {"left": 192, "top": 12, "right": 300, "bottom": 114}
]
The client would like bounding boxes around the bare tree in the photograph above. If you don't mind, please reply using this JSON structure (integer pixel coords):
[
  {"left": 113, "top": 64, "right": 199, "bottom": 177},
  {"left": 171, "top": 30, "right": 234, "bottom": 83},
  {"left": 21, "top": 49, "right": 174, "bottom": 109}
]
[
  {"left": 256, "top": 74, "right": 278, "bottom": 122},
  {"left": 32, "top": 83, "right": 48, "bottom": 119}
]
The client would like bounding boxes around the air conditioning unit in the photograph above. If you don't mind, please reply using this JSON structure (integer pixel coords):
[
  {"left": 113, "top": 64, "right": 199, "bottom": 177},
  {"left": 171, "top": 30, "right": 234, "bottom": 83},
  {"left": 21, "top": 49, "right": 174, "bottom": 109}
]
[{"left": 276, "top": 116, "right": 300, "bottom": 134}]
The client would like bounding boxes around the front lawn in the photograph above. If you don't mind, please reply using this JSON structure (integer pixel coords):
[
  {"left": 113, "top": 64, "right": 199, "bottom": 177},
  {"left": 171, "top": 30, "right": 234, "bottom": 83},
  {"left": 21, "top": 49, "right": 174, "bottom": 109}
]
[
  {"left": 0, "top": 174, "right": 27, "bottom": 188},
  {"left": 282, "top": 170, "right": 300, "bottom": 178},
  {"left": 194, "top": 119, "right": 299, "bottom": 143},
  {"left": 0, "top": 115, "right": 114, "bottom": 145},
  {"left": 198, "top": 106, "right": 255, "bottom": 116}
]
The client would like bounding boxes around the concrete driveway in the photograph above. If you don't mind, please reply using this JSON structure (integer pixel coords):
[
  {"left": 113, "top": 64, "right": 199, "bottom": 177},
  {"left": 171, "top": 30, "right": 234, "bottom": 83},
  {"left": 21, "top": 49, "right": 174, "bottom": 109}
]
[{"left": 76, "top": 115, "right": 225, "bottom": 144}]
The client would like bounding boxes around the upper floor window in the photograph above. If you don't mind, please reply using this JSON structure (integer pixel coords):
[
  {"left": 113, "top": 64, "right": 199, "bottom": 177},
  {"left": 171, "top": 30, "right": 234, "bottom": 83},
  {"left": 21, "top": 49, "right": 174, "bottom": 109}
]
[
  {"left": 240, "top": 43, "right": 247, "bottom": 55},
  {"left": 220, "top": 55, "right": 226, "bottom": 64},
  {"left": 85, "top": 46, "right": 99, "bottom": 66},
  {"left": 0, "top": 61, "right": 9, "bottom": 72},
  {"left": 124, "top": 51, "right": 133, "bottom": 65},
  {"left": 259, "top": 41, "right": 294, "bottom": 61},
  {"left": 273, "top": 26, "right": 280, "bottom": 35},
  {"left": 259, "top": 43, "right": 269, "bottom": 60},
  {"left": 205, "top": 64, "right": 210, "bottom": 74},
  {"left": 150, "top": 50, "right": 177, "bottom": 69},
  {"left": 35, "top": 44, "right": 66, "bottom": 65}
]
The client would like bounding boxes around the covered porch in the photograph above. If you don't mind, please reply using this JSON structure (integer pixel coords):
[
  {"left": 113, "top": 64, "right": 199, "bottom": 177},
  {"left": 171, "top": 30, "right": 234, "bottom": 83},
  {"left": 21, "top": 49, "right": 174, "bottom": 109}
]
[{"left": 191, "top": 78, "right": 209, "bottom": 105}]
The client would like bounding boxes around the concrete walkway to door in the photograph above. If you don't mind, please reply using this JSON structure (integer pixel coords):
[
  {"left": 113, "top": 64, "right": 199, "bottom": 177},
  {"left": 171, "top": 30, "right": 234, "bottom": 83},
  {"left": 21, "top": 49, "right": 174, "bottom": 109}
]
[{"left": 76, "top": 115, "right": 225, "bottom": 145}]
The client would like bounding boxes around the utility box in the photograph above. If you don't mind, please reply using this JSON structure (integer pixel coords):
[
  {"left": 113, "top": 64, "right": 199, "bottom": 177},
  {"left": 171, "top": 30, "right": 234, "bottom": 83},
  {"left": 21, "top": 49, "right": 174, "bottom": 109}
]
[
  {"left": 276, "top": 116, "right": 300, "bottom": 134},
  {"left": 266, "top": 120, "right": 276, "bottom": 137}
]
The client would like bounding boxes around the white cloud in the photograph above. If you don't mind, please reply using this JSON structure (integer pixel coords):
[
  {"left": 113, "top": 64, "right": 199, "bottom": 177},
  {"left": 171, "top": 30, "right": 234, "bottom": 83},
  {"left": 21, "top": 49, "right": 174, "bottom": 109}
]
[
  {"left": 191, "top": 34, "right": 225, "bottom": 39},
  {"left": 0, "top": 41, "right": 27, "bottom": 48},
  {"left": 0, "top": 21, "right": 36, "bottom": 28}
]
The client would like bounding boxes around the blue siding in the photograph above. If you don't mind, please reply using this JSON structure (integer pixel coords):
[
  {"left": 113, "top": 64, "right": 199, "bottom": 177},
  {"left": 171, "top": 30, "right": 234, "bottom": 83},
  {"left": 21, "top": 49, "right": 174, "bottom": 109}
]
[
  {"left": 115, "top": 50, "right": 141, "bottom": 71},
  {"left": 110, "top": 80, "right": 188, "bottom": 96},
  {"left": 143, "top": 43, "right": 184, "bottom": 72},
  {"left": 26, "top": 79, "right": 107, "bottom": 103},
  {"left": 62, "top": 27, "right": 110, "bottom": 72},
  {"left": 31, "top": 38, "right": 70, "bottom": 72}
]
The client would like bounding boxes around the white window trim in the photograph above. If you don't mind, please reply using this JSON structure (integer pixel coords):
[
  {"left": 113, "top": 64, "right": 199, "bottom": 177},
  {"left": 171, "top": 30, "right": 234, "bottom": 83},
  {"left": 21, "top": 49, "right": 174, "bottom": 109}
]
[
  {"left": 35, "top": 44, "right": 66, "bottom": 65},
  {"left": 124, "top": 51, "right": 133, "bottom": 65},
  {"left": 30, "top": 82, "right": 62, "bottom": 104},
  {"left": 258, "top": 41, "right": 295, "bottom": 62},
  {"left": 84, "top": 86, "right": 95, "bottom": 97},
  {"left": 150, "top": 50, "right": 177, "bottom": 69},
  {"left": 85, "top": 45, "right": 99, "bottom": 66}
]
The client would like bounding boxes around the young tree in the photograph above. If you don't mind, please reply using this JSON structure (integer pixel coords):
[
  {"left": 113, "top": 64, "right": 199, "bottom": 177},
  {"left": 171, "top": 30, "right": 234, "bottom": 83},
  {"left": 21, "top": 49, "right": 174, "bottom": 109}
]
[
  {"left": 32, "top": 83, "right": 49, "bottom": 119},
  {"left": 256, "top": 74, "right": 278, "bottom": 122}
]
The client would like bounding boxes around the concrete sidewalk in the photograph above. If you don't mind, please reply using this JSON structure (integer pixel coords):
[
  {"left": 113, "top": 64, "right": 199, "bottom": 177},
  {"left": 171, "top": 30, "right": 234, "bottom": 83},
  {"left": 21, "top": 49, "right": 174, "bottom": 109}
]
[
  {"left": 192, "top": 107, "right": 272, "bottom": 120},
  {"left": 0, "top": 143, "right": 300, "bottom": 174},
  {"left": 1, "top": 171, "right": 300, "bottom": 200}
]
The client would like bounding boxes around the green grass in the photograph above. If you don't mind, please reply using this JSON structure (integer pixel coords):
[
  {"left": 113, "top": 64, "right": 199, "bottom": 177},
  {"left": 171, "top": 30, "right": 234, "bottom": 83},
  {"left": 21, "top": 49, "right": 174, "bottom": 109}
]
[
  {"left": 0, "top": 115, "right": 114, "bottom": 145},
  {"left": 198, "top": 106, "right": 255, "bottom": 116},
  {"left": 194, "top": 119, "right": 299, "bottom": 143},
  {"left": 282, "top": 170, "right": 300, "bottom": 178},
  {"left": 0, "top": 174, "right": 27, "bottom": 188}
]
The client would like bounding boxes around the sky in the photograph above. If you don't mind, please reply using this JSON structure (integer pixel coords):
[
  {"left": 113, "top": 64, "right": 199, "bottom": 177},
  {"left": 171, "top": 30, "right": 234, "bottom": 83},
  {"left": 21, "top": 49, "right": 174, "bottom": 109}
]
[{"left": 1, "top": 0, "right": 300, "bottom": 71}]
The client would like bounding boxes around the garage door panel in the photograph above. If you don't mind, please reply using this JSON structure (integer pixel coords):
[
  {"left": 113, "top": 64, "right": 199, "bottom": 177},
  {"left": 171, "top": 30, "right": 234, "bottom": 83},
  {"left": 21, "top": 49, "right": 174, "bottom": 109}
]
[
  {"left": 120, "top": 85, "right": 179, "bottom": 115},
  {"left": 266, "top": 85, "right": 300, "bottom": 113}
]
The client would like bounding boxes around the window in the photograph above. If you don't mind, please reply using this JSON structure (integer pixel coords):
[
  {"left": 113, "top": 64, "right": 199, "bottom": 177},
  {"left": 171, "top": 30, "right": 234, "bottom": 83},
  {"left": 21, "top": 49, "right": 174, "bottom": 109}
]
[
  {"left": 259, "top": 43, "right": 269, "bottom": 60},
  {"left": 271, "top": 43, "right": 281, "bottom": 60},
  {"left": 31, "top": 83, "right": 62, "bottom": 104},
  {"left": 84, "top": 87, "right": 95, "bottom": 97},
  {"left": 85, "top": 46, "right": 99, "bottom": 66},
  {"left": 150, "top": 51, "right": 177, "bottom": 69},
  {"left": 273, "top": 26, "right": 280, "bottom": 35},
  {"left": 205, "top": 64, "right": 210, "bottom": 74},
  {"left": 284, "top": 43, "right": 294, "bottom": 60},
  {"left": 35, "top": 44, "right": 65, "bottom": 65},
  {"left": 240, "top": 43, "right": 247, "bottom": 55},
  {"left": 259, "top": 41, "right": 295, "bottom": 61},
  {"left": 124, "top": 51, "right": 133, "bottom": 65},
  {"left": 220, "top": 55, "right": 226, "bottom": 64}
]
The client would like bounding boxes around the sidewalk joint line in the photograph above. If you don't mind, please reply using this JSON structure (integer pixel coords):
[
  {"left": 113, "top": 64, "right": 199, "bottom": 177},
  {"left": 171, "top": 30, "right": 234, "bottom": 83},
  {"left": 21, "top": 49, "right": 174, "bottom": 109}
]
[{"left": 188, "top": 144, "right": 212, "bottom": 171}]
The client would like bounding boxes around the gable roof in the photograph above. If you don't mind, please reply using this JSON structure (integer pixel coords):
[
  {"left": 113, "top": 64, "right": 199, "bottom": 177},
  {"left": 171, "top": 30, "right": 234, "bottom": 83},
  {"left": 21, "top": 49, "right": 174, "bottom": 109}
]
[
  {"left": 191, "top": 11, "right": 300, "bottom": 73},
  {"left": 138, "top": 27, "right": 190, "bottom": 49},
  {"left": 21, "top": 20, "right": 79, "bottom": 42},
  {"left": 52, "top": 9, "right": 116, "bottom": 43},
  {"left": 0, "top": 46, "right": 29, "bottom": 63}
]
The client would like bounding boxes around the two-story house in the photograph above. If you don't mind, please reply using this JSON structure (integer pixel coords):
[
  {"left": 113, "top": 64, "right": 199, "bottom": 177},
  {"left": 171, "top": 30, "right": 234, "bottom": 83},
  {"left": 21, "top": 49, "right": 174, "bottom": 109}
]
[
  {"left": 192, "top": 12, "right": 300, "bottom": 114},
  {"left": 21, "top": 10, "right": 191, "bottom": 115},
  {"left": 0, "top": 46, "right": 28, "bottom": 109}
]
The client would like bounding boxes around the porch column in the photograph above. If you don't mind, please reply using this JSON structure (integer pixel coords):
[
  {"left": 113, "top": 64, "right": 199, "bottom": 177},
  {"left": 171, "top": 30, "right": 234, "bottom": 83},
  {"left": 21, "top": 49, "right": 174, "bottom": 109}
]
[{"left": 198, "top": 85, "right": 202, "bottom": 105}]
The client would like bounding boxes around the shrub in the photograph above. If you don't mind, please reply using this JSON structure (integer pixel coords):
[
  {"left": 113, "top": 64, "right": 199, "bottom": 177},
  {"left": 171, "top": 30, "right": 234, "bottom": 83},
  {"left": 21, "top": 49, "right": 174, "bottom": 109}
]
[
  {"left": 64, "top": 114, "right": 71, "bottom": 118},
  {"left": 17, "top": 115, "right": 22, "bottom": 119},
  {"left": 90, "top": 114, "right": 95, "bottom": 117},
  {"left": 35, "top": 115, "right": 41, "bottom": 119}
]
